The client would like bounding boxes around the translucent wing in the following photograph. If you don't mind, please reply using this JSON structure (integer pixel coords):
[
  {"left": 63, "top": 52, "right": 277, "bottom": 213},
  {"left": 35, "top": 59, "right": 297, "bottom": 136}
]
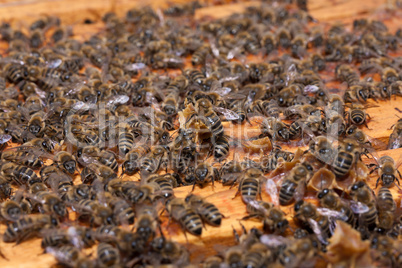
[
  {"left": 260, "top": 234, "right": 289, "bottom": 247},
  {"left": 307, "top": 218, "right": 328, "bottom": 245},
  {"left": 265, "top": 179, "right": 279, "bottom": 206},
  {"left": 0, "top": 134, "right": 11, "bottom": 144},
  {"left": 213, "top": 107, "right": 240, "bottom": 120},
  {"left": 317, "top": 207, "right": 348, "bottom": 221},
  {"left": 349, "top": 200, "right": 369, "bottom": 214}
]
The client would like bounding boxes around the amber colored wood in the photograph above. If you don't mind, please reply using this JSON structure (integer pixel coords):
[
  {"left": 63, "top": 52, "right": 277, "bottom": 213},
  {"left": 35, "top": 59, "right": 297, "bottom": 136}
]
[{"left": 0, "top": 0, "right": 402, "bottom": 267}]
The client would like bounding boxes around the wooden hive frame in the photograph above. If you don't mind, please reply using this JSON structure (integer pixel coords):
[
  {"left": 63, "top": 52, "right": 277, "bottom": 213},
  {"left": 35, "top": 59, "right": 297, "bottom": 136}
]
[{"left": 0, "top": 0, "right": 401, "bottom": 267}]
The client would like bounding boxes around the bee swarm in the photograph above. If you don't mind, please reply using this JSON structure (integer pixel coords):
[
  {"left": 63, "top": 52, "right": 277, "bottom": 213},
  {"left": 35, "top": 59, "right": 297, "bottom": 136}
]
[{"left": 0, "top": 0, "right": 401, "bottom": 267}]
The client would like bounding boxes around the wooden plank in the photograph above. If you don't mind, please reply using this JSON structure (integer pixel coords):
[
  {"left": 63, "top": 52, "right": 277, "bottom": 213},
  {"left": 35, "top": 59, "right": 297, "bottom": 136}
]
[{"left": 0, "top": 0, "right": 401, "bottom": 267}]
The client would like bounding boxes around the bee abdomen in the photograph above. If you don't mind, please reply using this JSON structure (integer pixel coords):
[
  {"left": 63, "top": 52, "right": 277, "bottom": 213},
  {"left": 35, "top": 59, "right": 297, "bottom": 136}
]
[
  {"left": 181, "top": 208, "right": 202, "bottom": 236},
  {"left": 279, "top": 180, "right": 297, "bottom": 206},
  {"left": 201, "top": 203, "right": 222, "bottom": 226},
  {"left": 333, "top": 152, "right": 353, "bottom": 177}
]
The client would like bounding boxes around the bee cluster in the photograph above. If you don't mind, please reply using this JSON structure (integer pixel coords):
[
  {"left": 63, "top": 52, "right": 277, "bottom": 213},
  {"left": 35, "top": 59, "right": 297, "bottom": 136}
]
[{"left": 0, "top": 0, "right": 401, "bottom": 267}]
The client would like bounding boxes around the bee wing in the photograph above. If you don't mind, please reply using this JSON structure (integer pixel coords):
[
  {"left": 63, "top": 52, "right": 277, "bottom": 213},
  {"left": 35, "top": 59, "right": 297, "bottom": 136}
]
[
  {"left": 394, "top": 153, "right": 402, "bottom": 170},
  {"left": 294, "top": 180, "right": 306, "bottom": 202},
  {"left": 124, "top": 62, "right": 147, "bottom": 71},
  {"left": 307, "top": 218, "right": 328, "bottom": 245},
  {"left": 0, "top": 134, "right": 11, "bottom": 144},
  {"left": 213, "top": 107, "right": 240, "bottom": 120},
  {"left": 265, "top": 179, "right": 279, "bottom": 206},
  {"left": 317, "top": 207, "right": 348, "bottom": 222},
  {"left": 77, "top": 154, "right": 100, "bottom": 166},
  {"left": 105, "top": 95, "right": 130, "bottom": 108},
  {"left": 349, "top": 200, "right": 369, "bottom": 214},
  {"left": 388, "top": 132, "right": 402, "bottom": 150},
  {"left": 260, "top": 234, "right": 289, "bottom": 247}
]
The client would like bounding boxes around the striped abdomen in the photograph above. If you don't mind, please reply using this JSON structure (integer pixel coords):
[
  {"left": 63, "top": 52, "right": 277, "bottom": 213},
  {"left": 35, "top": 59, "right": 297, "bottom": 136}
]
[
  {"left": 180, "top": 208, "right": 202, "bottom": 236},
  {"left": 200, "top": 202, "right": 222, "bottom": 226},
  {"left": 279, "top": 180, "right": 297, "bottom": 206},
  {"left": 332, "top": 151, "right": 353, "bottom": 177}
]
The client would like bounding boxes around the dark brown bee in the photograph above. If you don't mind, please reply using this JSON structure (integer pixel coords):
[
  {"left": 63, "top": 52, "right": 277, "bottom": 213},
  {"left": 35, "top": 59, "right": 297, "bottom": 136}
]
[
  {"left": 294, "top": 200, "right": 331, "bottom": 241},
  {"left": 1, "top": 150, "right": 43, "bottom": 169},
  {"left": 188, "top": 162, "right": 218, "bottom": 191},
  {"left": 0, "top": 200, "right": 23, "bottom": 222},
  {"left": 96, "top": 242, "right": 121, "bottom": 268},
  {"left": 150, "top": 235, "right": 190, "bottom": 265},
  {"left": 134, "top": 205, "right": 159, "bottom": 241},
  {"left": 41, "top": 226, "right": 95, "bottom": 249},
  {"left": 0, "top": 162, "right": 41, "bottom": 186},
  {"left": 166, "top": 197, "right": 203, "bottom": 236},
  {"left": 261, "top": 117, "right": 290, "bottom": 142},
  {"left": 335, "top": 64, "right": 359, "bottom": 87},
  {"left": 279, "top": 163, "right": 312, "bottom": 206},
  {"left": 235, "top": 168, "right": 264, "bottom": 203},
  {"left": 349, "top": 181, "right": 378, "bottom": 229},
  {"left": 388, "top": 118, "right": 402, "bottom": 149},
  {"left": 122, "top": 145, "right": 150, "bottom": 176},
  {"left": 317, "top": 188, "right": 355, "bottom": 226},
  {"left": 332, "top": 138, "right": 362, "bottom": 178},
  {"left": 261, "top": 32, "right": 277, "bottom": 55},
  {"left": 185, "top": 194, "right": 223, "bottom": 226},
  {"left": 3, "top": 214, "right": 59, "bottom": 243},
  {"left": 370, "top": 155, "right": 402, "bottom": 188},
  {"left": 0, "top": 175, "right": 11, "bottom": 201},
  {"left": 192, "top": 44, "right": 211, "bottom": 66},
  {"left": 346, "top": 104, "right": 371, "bottom": 127},
  {"left": 54, "top": 151, "right": 77, "bottom": 175}
]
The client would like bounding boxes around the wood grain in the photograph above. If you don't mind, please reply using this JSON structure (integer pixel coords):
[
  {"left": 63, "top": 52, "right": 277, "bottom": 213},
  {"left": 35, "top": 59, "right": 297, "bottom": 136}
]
[{"left": 0, "top": 0, "right": 401, "bottom": 267}]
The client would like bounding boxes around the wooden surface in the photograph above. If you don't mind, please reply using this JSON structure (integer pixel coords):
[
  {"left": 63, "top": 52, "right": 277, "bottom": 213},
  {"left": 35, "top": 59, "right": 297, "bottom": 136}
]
[{"left": 0, "top": 0, "right": 402, "bottom": 267}]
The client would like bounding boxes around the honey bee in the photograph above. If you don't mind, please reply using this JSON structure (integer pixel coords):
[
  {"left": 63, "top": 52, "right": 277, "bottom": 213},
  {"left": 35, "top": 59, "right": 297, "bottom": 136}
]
[
  {"left": 388, "top": 118, "right": 402, "bottom": 149},
  {"left": 165, "top": 197, "right": 203, "bottom": 236},
  {"left": 1, "top": 149, "right": 43, "bottom": 169},
  {"left": 349, "top": 181, "right": 378, "bottom": 229},
  {"left": 0, "top": 199, "right": 23, "bottom": 222},
  {"left": 192, "top": 44, "right": 211, "bottom": 66},
  {"left": 261, "top": 32, "right": 277, "bottom": 55},
  {"left": 234, "top": 168, "right": 265, "bottom": 203},
  {"left": 335, "top": 64, "right": 359, "bottom": 87},
  {"left": 332, "top": 138, "right": 363, "bottom": 178},
  {"left": 0, "top": 162, "right": 42, "bottom": 186},
  {"left": 0, "top": 175, "right": 11, "bottom": 200},
  {"left": 53, "top": 151, "right": 77, "bottom": 175},
  {"left": 121, "top": 144, "right": 151, "bottom": 176},
  {"left": 317, "top": 189, "right": 355, "bottom": 226},
  {"left": 96, "top": 242, "right": 121, "bottom": 268},
  {"left": 149, "top": 235, "right": 190, "bottom": 265},
  {"left": 294, "top": 200, "right": 331, "bottom": 242},
  {"left": 279, "top": 163, "right": 312, "bottom": 206},
  {"left": 187, "top": 162, "right": 219, "bottom": 191},
  {"left": 260, "top": 117, "right": 290, "bottom": 142},
  {"left": 41, "top": 226, "right": 95, "bottom": 249},
  {"left": 3, "top": 214, "right": 59, "bottom": 243},
  {"left": 73, "top": 199, "right": 114, "bottom": 226},
  {"left": 346, "top": 104, "right": 371, "bottom": 128},
  {"left": 260, "top": 146, "right": 294, "bottom": 172},
  {"left": 140, "top": 145, "right": 170, "bottom": 177},
  {"left": 134, "top": 204, "right": 160, "bottom": 241},
  {"left": 375, "top": 186, "right": 396, "bottom": 233},
  {"left": 369, "top": 155, "right": 402, "bottom": 188},
  {"left": 185, "top": 194, "right": 223, "bottom": 226},
  {"left": 308, "top": 136, "right": 336, "bottom": 165}
]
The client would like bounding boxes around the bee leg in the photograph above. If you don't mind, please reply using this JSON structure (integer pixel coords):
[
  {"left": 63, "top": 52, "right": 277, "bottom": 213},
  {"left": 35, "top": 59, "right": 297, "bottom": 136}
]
[
  {"left": 241, "top": 214, "right": 258, "bottom": 221},
  {"left": 397, "top": 170, "right": 402, "bottom": 182},
  {"left": 232, "top": 186, "right": 240, "bottom": 200},
  {"left": 191, "top": 181, "right": 197, "bottom": 192},
  {"left": 375, "top": 177, "right": 381, "bottom": 189},
  {"left": 15, "top": 231, "right": 38, "bottom": 245},
  {"left": 232, "top": 225, "right": 240, "bottom": 243}
]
